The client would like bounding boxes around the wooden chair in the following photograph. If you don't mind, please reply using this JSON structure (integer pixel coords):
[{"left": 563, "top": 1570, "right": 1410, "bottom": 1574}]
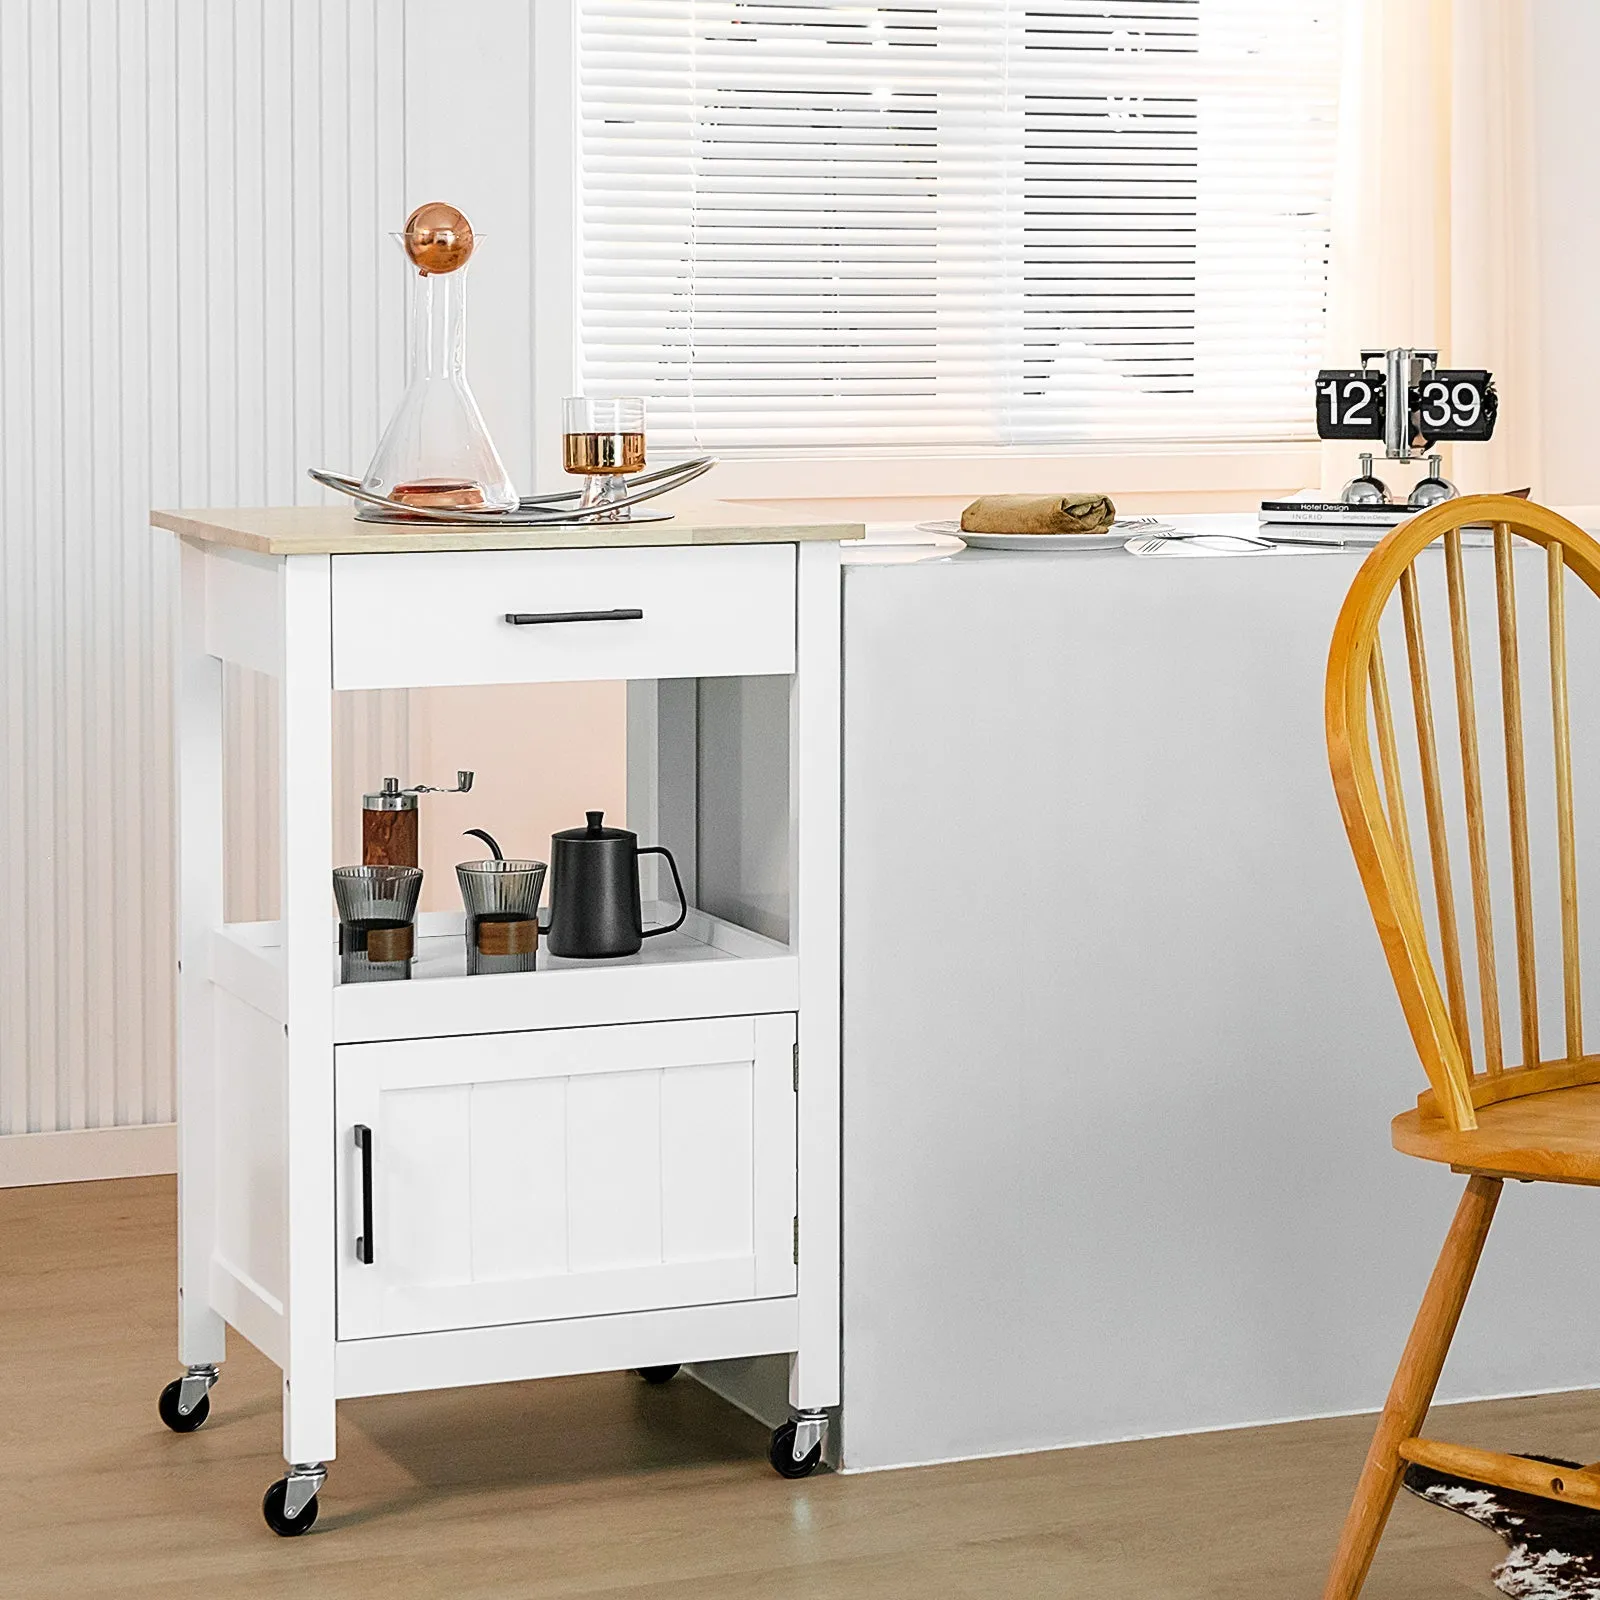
[{"left": 1324, "top": 493, "right": 1600, "bottom": 1597}]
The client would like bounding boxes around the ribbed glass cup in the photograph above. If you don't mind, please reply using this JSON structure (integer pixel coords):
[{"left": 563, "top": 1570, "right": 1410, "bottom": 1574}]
[
  {"left": 457, "top": 858, "right": 547, "bottom": 975},
  {"left": 333, "top": 865, "right": 424, "bottom": 983}
]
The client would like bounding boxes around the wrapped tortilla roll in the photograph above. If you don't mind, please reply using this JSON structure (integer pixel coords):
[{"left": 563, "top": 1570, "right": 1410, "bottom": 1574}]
[{"left": 959, "top": 493, "right": 1117, "bottom": 535}]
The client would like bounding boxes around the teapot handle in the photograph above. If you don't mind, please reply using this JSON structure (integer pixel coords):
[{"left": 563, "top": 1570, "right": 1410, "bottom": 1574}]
[{"left": 639, "top": 846, "right": 688, "bottom": 938}]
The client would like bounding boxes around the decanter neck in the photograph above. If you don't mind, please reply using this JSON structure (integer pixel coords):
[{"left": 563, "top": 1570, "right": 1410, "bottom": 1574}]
[{"left": 408, "top": 268, "right": 467, "bottom": 380}]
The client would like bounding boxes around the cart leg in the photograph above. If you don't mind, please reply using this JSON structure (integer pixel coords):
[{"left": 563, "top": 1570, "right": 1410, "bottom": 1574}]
[
  {"left": 774, "top": 541, "right": 843, "bottom": 1485},
  {"left": 176, "top": 1282, "right": 225, "bottom": 1367},
  {"left": 283, "top": 1372, "right": 337, "bottom": 1468},
  {"left": 786, "top": 1346, "right": 839, "bottom": 1415},
  {"left": 175, "top": 1158, "right": 224, "bottom": 1367},
  {"left": 176, "top": 539, "right": 227, "bottom": 1373},
  {"left": 275, "top": 554, "right": 339, "bottom": 1520}
]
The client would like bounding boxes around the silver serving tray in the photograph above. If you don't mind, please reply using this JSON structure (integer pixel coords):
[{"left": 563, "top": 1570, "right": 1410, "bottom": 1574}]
[{"left": 308, "top": 457, "right": 715, "bottom": 526}]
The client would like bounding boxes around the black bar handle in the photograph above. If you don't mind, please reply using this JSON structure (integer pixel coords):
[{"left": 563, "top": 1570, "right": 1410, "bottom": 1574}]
[
  {"left": 354, "top": 1124, "right": 374, "bottom": 1265},
  {"left": 504, "top": 608, "right": 644, "bottom": 626}
]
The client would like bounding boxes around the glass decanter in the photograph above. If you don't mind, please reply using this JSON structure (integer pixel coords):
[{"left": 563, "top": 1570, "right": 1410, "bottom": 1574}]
[{"left": 361, "top": 203, "right": 517, "bottom": 514}]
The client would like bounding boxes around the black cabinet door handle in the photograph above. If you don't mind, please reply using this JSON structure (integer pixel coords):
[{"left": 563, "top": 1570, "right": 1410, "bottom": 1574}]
[
  {"left": 354, "top": 1124, "right": 374, "bottom": 1265},
  {"left": 504, "top": 608, "right": 644, "bottom": 626}
]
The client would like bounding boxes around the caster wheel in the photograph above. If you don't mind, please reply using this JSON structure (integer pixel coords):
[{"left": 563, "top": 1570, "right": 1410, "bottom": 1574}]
[
  {"left": 768, "top": 1419, "right": 822, "bottom": 1479},
  {"left": 262, "top": 1479, "right": 319, "bottom": 1537},
  {"left": 638, "top": 1364, "right": 680, "bottom": 1385},
  {"left": 157, "top": 1379, "right": 209, "bottom": 1433}
]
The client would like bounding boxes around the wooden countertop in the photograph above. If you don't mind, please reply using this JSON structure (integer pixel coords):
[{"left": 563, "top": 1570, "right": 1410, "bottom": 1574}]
[{"left": 151, "top": 498, "right": 865, "bottom": 556}]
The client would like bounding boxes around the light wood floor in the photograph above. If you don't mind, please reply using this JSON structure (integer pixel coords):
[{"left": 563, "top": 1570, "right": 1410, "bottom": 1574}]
[{"left": 7, "top": 1177, "right": 1599, "bottom": 1598}]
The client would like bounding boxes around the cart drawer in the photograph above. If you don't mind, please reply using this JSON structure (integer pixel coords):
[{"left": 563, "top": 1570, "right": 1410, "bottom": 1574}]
[
  {"left": 335, "top": 1014, "right": 798, "bottom": 1341},
  {"left": 331, "top": 543, "right": 796, "bottom": 690}
]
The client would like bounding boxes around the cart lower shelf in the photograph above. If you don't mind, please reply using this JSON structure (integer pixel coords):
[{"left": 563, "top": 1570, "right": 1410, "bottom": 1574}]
[{"left": 209, "top": 905, "right": 797, "bottom": 1041}]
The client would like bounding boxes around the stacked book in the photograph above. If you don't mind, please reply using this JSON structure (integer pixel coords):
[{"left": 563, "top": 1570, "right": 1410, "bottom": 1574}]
[{"left": 1258, "top": 498, "right": 1417, "bottom": 530}]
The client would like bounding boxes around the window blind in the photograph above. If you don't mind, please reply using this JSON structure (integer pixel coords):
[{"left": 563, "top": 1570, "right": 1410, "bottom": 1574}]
[{"left": 576, "top": 1, "right": 1342, "bottom": 452}]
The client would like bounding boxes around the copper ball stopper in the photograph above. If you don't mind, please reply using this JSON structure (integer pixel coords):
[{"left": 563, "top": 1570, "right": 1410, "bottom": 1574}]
[{"left": 402, "top": 202, "right": 474, "bottom": 275}]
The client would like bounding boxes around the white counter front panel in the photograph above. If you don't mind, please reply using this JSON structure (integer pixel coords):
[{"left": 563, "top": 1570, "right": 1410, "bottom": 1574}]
[{"left": 840, "top": 541, "right": 1600, "bottom": 1470}]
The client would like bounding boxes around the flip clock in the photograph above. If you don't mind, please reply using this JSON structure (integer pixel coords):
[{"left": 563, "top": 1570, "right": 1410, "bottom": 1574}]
[{"left": 1315, "top": 347, "right": 1498, "bottom": 508}]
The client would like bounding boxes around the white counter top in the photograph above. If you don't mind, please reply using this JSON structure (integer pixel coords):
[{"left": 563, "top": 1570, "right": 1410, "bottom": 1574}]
[
  {"left": 846, "top": 505, "right": 1600, "bottom": 567},
  {"left": 152, "top": 497, "right": 864, "bottom": 556}
]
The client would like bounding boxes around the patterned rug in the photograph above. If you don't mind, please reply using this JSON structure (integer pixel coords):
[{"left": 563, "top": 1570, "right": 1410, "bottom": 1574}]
[{"left": 1404, "top": 1456, "right": 1600, "bottom": 1598}]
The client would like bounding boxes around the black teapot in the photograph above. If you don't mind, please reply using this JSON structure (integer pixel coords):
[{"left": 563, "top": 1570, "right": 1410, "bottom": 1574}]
[{"left": 543, "top": 811, "right": 687, "bottom": 958}]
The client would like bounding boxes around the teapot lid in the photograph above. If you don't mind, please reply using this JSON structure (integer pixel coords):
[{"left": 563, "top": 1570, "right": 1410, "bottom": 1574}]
[{"left": 552, "top": 809, "right": 634, "bottom": 843}]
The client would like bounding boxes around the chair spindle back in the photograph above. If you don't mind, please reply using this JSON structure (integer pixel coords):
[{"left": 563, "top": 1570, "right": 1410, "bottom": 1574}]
[{"left": 1327, "top": 495, "right": 1600, "bottom": 1132}]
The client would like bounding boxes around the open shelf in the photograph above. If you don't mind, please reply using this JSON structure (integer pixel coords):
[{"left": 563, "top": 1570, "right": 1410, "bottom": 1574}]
[{"left": 209, "top": 906, "right": 798, "bottom": 1044}]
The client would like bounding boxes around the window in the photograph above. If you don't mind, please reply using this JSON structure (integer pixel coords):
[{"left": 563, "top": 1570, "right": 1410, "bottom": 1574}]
[{"left": 575, "top": 1, "right": 1342, "bottom": 456}]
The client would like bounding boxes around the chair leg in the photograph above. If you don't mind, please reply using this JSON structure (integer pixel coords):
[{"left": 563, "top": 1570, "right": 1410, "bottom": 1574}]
[{"left": 1322, "top": 1173, "right": 1503, "bottom": 1600}]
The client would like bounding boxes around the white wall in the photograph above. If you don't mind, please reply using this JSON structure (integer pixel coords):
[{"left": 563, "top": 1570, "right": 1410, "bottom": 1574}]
[
  {"left": 0, "top": 0, "right": 409, "bottom": 1170},
  {"left": 0, "top": 0, "right": 622, "bottom": 1182},
  {"left": 1531, "top": 0, "right": 1600, "bottom": 505}
]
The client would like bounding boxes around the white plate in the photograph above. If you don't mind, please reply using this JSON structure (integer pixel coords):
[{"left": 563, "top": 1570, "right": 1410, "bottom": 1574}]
[
  {"left": 950, "top": 529, "right": 1132, "bottom": 552},
  {"left": 918, "top": 517, "right": 1172, "bottom": 553}
]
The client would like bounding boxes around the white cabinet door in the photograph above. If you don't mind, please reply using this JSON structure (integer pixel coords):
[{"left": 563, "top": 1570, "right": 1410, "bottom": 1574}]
[{"left": 335, "top": 1014, "right": 797, "bottom": 1340}]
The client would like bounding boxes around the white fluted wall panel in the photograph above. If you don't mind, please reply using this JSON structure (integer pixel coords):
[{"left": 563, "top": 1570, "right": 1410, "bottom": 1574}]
[{"left": 0, "top": 0, "right": 409, "bottom": 1138}]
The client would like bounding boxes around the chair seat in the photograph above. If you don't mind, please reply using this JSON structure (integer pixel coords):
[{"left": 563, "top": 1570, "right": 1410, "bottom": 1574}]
[{"left": 1393, "top": 1081, "right": 1600, "bottom": 1185}]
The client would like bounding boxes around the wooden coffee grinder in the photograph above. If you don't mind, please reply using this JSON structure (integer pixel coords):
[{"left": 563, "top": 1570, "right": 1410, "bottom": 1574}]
[{"left": 362, "top": 770, "right": 474, "bottom": 868}]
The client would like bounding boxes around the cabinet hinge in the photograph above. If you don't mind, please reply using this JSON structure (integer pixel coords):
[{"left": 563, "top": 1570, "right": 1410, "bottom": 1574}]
[
  {"left": 793, "top": 1214, "right": 799, "bottom": 1265},
  {"left": 792, "top": 1041, "right": 799, "bottom": 1093}
]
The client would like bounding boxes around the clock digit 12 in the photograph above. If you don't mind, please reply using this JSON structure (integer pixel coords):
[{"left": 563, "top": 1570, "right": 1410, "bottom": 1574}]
[{"left": 1314, "top": 369, "right": 1386, "bottom": 441}]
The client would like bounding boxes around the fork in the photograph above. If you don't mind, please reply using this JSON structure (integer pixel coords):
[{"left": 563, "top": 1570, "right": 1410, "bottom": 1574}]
[
  {"left": 1127, "top": 529, "right": 1277, "bottom": 552},
  {"left": 1136, "top": 527, "right": 1361, "bottom": 551}
]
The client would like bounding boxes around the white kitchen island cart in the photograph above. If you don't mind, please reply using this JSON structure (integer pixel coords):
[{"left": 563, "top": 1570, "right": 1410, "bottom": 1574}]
[{"left": 154, "top": 502, "right": 858, "bottom": 1534}]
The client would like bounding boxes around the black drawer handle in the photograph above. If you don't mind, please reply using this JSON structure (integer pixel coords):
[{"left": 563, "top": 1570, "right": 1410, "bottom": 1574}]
[
  {"left": 504, "top": 608, "right": 644, "bottom": 626},
  {"left": 354, "top": 1124, "right": 374, "bottom": 1265}
]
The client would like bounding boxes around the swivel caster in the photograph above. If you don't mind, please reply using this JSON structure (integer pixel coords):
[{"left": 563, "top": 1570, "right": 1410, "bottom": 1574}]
[
  {"left": 637, "top": 1364, "right": 680, "bottom": 1385},
  {"left": 158, "top": 1364, "right": 219, "bottom": 1433},
  {"left": 263, "top": 1462, "right": 325, "bottom": 1537},
  {"left": 768, "top": 1411, "right": 827, "bottom": 1479}
]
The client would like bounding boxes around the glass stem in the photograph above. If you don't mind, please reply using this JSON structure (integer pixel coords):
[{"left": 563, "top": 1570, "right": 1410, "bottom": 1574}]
[{"left": 578, "top": 474, "right": 630, "bottom": 519}]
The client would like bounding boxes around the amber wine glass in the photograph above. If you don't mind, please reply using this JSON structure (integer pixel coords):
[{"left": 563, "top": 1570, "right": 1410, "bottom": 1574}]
[{"left": 563, "top": 396, "right": 646, "bottom": 517}]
